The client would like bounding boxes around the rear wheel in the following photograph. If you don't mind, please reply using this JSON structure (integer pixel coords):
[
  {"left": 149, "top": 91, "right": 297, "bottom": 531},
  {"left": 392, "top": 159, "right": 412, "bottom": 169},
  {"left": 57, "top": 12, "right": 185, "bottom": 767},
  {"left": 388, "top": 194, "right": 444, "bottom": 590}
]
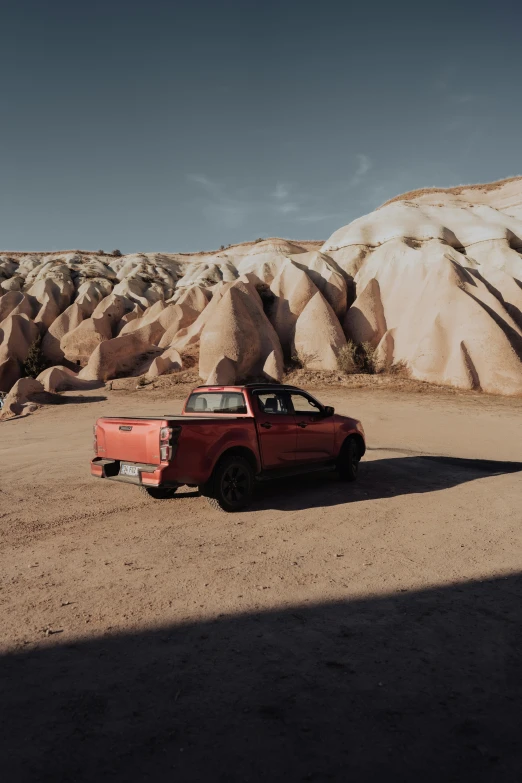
[
  {"left": 337, "top": 437, "right": 360, "bottom": 482},
  {"left": 140, "top": 485, "right": 179, "bottom": 500},
  {"left": 201, "top": 455, "right": 254, "bottom": 513}
]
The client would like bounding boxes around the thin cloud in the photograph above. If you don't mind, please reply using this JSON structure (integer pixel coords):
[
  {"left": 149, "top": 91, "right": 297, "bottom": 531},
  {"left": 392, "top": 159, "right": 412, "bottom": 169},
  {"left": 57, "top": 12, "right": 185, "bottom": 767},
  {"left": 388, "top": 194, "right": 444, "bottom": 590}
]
[
  {"left": 272, "top": 182, "right": 289, "bottom": 200},
  {"left": 355, "top": 154, "right": 372, "bottom": 177},
  {"left": 186, "top": 173, "right": 221, "bottom": 196},
  {"left": 277, "top": 202, "right": 299, "bottom": 214},
  {"left": 188, "top": 173, "right": 249, "bottom": 228}
]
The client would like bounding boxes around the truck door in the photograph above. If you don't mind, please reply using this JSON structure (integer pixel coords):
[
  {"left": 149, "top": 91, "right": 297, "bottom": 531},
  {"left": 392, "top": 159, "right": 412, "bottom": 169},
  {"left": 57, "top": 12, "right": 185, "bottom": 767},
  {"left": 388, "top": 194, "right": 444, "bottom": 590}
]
[
  {"left": 254, "top": 391, "right": 296, "bottom": 469},
  {"left": 289, "top": 391, "right": 335, "bottom": 463}
]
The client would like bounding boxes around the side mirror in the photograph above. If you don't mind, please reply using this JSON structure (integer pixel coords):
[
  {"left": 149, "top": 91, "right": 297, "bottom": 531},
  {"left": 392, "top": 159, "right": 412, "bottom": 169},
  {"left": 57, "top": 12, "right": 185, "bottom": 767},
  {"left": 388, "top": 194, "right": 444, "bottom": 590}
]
[{"left": 323, "top": 405, "right": 335, "bottom": 418}]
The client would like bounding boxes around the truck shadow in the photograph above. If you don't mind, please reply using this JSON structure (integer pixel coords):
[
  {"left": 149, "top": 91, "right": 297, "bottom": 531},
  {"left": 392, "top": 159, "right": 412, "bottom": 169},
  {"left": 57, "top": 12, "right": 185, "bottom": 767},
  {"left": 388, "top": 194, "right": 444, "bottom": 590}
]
[
  {"left": 250, "top": 455, "right": 522, "bottom": 512},
  {"left": 2, "top": 574, "right": 522, "bottom": 781}
]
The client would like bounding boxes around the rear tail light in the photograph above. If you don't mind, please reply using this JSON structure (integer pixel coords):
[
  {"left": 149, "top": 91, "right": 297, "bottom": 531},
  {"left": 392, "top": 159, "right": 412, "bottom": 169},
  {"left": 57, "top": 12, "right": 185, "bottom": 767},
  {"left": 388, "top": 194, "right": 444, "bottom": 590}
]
[
  {"left": 160, "top": 444, "right": 172, "bottom": 461},
  {"left": 159, "top": 425, "right": 181, "bottom": 462}
]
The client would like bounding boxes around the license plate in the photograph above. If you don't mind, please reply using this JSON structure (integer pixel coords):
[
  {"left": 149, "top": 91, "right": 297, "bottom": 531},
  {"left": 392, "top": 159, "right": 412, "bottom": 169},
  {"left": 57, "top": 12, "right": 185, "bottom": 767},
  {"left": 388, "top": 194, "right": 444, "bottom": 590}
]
[{"left": 120, "top": 463, "right": 139, "bottom": 477}]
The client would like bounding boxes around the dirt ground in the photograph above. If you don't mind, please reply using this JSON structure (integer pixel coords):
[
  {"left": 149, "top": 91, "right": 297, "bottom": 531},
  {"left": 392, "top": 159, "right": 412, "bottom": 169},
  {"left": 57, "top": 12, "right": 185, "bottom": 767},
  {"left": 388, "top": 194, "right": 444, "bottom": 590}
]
[{"left": 1, "top": 383, "right": 522, "bottom": 782}]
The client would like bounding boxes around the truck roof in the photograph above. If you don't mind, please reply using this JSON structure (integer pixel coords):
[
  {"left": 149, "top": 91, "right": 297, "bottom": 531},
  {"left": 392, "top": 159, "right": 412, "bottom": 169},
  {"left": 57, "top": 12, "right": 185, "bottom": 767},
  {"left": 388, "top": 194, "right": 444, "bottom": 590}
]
[{"left": 193, "top": 383, "right": 304, "bottom": 392}]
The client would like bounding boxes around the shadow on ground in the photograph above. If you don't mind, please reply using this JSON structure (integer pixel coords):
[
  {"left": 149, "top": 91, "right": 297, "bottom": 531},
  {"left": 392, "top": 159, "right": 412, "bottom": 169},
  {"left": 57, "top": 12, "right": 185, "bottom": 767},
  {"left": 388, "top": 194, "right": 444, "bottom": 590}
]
[
  {"left": 34, "top": 392, "right": 107, "bottom": 406},
  {"left": 2, "top": 574, "right": 521, "bottom": 782},
  {"left": 248, "top": 455, "right": 522, "bottom": 511}
]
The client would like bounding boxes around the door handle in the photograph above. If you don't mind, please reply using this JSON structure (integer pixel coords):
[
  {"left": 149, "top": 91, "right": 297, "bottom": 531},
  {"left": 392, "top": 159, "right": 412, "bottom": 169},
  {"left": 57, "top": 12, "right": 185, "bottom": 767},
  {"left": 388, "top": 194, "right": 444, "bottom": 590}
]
[
  {"left": 297, "top": 421, "right": 308, "bottom": 428},
  {"left": 261, "top": 422, "right": 272, "bottom": 429}
]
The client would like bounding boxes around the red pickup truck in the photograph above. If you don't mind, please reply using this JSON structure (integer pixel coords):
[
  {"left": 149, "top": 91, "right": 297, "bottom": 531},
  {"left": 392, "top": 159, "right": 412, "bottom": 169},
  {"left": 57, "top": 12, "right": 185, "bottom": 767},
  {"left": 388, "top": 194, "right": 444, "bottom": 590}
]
[{"left": 91, "top": 384, "right": 366, "bottom": 512}]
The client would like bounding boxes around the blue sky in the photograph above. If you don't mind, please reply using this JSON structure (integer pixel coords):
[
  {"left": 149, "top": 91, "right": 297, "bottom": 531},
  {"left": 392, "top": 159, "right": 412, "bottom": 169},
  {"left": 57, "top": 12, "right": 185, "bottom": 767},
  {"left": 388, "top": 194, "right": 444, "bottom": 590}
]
[{"left": 1, "top": 0, "right": 521, "bottom": 252}]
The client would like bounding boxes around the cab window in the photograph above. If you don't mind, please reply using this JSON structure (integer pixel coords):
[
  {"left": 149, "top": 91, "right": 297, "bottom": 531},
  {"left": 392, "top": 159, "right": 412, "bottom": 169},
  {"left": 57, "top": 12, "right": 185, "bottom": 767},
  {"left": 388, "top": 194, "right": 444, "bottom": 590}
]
[
  {"left": 185, "top": 392, "right": 247, "bottom": 413},
  {"left": 289, "top": 393, "right": 321, "bottom": 415},
  {"left": 256, "top": 392, "right": 289, "bottom": 415}
]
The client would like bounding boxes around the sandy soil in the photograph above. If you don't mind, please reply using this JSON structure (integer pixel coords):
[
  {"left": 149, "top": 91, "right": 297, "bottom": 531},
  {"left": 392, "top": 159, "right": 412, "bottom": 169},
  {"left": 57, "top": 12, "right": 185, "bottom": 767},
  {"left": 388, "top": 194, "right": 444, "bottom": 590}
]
[{"left": 1, "top": 385, "right": 522, "bottom": 781}]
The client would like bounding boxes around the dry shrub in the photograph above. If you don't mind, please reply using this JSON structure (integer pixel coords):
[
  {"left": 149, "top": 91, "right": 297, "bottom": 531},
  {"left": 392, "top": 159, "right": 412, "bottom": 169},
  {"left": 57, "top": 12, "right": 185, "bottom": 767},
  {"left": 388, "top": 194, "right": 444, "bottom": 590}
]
[
  {"left": 22, "top": 335, "right": 49, "bottom": 379},
  {"left": 337, "top": 340, "right": 377, "bottom": 374},
  {"left": 286, "top": 349, "right": 322, "bottom": 372},
  {"left": 389, "top": 360, "right": 409, "bottom": 377}
]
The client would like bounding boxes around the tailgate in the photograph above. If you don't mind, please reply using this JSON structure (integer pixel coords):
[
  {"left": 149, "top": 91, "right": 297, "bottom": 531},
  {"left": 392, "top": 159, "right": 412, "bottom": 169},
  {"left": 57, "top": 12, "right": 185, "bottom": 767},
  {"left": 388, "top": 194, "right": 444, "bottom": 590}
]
[{"left": 95, "top": 417, "right": 165, "bottom": 466}]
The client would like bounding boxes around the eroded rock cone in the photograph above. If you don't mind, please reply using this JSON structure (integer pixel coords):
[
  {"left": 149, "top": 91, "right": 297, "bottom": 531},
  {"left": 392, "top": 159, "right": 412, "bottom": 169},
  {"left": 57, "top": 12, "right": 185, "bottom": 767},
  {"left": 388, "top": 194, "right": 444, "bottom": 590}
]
[
  {"left": 79, "top": 332, "right": 157, "bottom": 382},
  {"left": 0, "top": 377, "right": 44, "bottom": 417},
  {"left": 36, "top": 366, "right": 102, "bottom": 393},
  {"left": 0, "top": 291, "right": 34, "bottom": 322},
  {"left": 269, "top": 260, "right": 318, "bottom": 355},
  {"left": 199, "top": 278, "right": 284, "bottom": 384},
  {"left": 60, "top": 294, "right": 133, "bottom": 366},
  {"left": 294, "top": 292, "right": 347, "bottom": 371},
  {"left": 343, "top": 278, "right": 387, "bottom": 346}
]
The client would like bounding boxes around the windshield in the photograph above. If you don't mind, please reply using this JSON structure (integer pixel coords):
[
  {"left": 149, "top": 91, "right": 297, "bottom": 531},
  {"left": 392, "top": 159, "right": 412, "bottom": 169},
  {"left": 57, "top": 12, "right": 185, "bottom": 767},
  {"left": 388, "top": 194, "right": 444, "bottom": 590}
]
[{"left": 185, "top": 391, "right": 247, "bottom": 414}]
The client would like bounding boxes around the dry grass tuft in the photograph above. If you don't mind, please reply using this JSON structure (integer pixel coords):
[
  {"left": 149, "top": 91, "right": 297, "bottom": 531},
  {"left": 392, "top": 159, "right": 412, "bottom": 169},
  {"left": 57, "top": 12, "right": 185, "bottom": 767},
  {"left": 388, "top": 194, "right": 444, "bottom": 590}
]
[{"left": 337, "top": 341, "right": 377, "bottom": 375}]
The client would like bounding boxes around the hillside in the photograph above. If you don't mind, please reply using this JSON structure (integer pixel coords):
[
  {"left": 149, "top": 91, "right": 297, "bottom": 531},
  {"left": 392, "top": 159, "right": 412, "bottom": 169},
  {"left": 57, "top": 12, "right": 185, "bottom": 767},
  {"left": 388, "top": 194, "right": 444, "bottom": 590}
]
[{"left": 1, "top": 178, "right": 522, "bottom": 413}]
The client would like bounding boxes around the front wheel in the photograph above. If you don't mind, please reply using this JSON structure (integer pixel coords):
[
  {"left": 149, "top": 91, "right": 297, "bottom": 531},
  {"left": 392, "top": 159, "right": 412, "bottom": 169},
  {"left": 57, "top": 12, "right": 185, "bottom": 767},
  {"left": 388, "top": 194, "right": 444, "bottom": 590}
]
[
  {"left": 337, "top": 438, "right": 360, "bottom": 482},
  {"left": 140, "top": 485, "right": 179, "bottom": 500},
  {"left": 201, "top": 455, "right": 254, "bottom": 513}
]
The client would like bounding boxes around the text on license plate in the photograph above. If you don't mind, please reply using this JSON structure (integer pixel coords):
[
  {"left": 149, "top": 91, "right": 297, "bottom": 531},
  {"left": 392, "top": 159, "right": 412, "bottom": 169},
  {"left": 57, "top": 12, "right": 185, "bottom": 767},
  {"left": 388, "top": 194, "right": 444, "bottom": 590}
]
[{"left": 120, "top": 463, "right": 139, "bottom": 477}]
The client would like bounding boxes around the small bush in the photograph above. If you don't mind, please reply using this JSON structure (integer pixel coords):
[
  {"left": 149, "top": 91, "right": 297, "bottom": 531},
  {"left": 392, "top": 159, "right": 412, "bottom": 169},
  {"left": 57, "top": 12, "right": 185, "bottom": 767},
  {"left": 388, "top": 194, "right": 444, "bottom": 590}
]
[
  {"left": 338, "top": 340, "right": 377, "bottom": 374},
  {"left": 389, "top": 360, "right": 409, "bottom": 377},
  {"left": 22, "top": 334, "right": 49, "bottom": 379},
  {"left": 287, "top": 352, "right": 303, "bottom": 371},
  {"left": 112, "top": 249, "right": 123, "bottom": 257}
]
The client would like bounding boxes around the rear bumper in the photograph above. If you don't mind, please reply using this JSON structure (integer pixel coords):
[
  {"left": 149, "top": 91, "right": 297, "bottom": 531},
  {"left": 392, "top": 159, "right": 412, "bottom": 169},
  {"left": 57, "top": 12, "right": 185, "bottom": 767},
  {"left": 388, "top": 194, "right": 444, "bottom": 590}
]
[{"left": 91, "top": 457, "right": 167, "bottom": 487}]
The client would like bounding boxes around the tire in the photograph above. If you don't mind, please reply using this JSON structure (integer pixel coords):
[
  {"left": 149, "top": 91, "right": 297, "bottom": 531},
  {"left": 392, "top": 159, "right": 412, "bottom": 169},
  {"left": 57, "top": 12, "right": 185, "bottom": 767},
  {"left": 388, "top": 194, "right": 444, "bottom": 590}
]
[
  {"left": 201, "top": 455, "right": 254, "bottom": 513},
  {"left": 337, "top": 437, "right": 360, "bottom": 482},
  {"left": 139, "top": 485, "right": 179, "bottom": 500}
]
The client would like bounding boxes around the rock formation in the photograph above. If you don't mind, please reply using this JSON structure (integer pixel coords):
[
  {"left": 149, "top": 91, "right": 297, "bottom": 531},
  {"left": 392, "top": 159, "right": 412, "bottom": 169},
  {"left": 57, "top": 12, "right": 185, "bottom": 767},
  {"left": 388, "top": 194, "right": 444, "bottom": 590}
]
[{"left": 0, "top": 177, "right": 521, "bottom": 396}]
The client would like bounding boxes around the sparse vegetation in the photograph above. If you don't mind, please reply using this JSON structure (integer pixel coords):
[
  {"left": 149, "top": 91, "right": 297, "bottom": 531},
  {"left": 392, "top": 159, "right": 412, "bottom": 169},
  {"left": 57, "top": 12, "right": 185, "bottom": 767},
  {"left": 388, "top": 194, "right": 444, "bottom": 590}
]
[
  {"left": 337, "top": 340, "right": 377, "bottom": 374},
  {"left": 21, "top": 334, "right": 49, "bottom": 379},
  {"left": 112, "top": 249, "right": 123, "bottom": 257},
  {"left": 389, "top": 360, "right": 409, "bottom": 377},
  {"left": 287, "top": 352, "right": 303, "bottom": 371}
]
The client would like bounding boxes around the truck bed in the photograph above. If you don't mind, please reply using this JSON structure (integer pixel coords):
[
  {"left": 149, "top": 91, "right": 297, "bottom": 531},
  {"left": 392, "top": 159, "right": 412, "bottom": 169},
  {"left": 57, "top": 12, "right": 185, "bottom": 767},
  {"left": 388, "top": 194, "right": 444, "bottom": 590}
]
[{"left": 93, "top": 414, "right": 260, "bottom": 487}]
